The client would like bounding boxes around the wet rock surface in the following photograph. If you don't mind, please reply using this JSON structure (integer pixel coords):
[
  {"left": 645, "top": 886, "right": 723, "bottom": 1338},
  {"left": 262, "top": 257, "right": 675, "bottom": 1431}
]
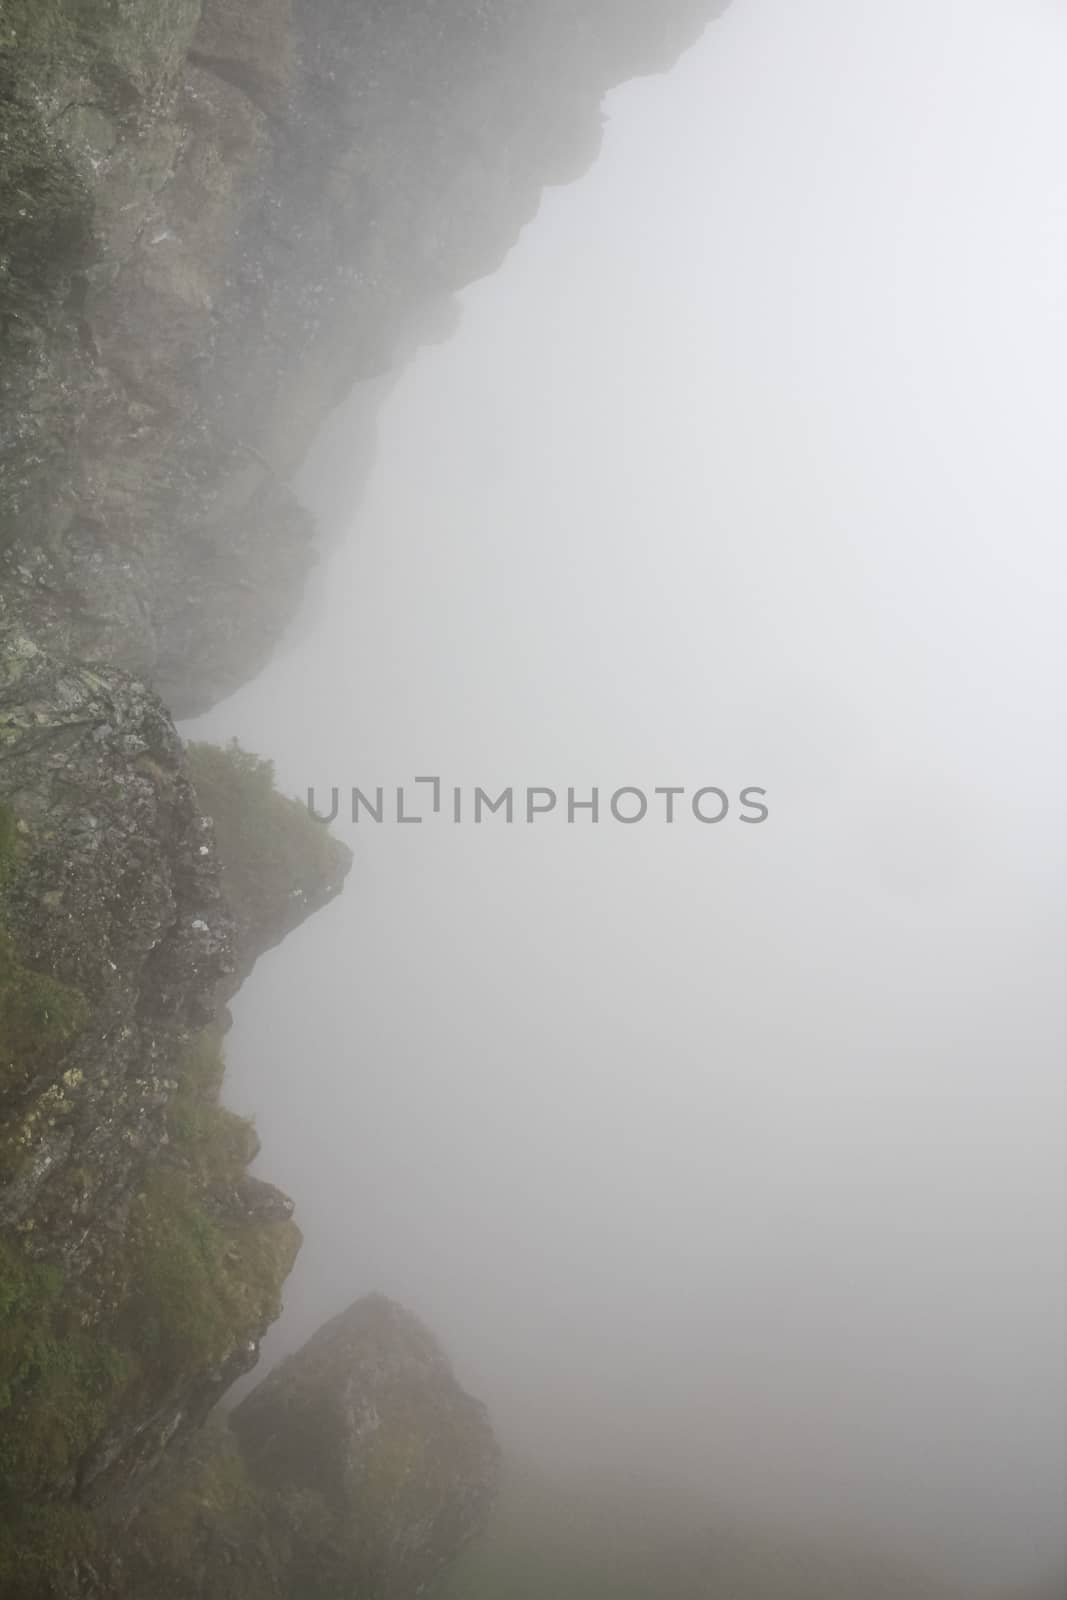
[
  {"left": 232, "top": 1297, "right": 500, "bottom": 1599},
  {"left": 1, "top": 0, "right": 724, "bottom": 715},
  {"left": 90, "top": 1299, "right": 499, "bottom": 1600},
  {"left": 0, "top": 629, "right": 233, "bottom": 1243}
]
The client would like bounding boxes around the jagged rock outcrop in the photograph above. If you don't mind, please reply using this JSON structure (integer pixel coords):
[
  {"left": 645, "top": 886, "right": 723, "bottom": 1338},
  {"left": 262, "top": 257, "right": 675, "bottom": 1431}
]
[
  {"left": 1, "top": 0, "right": 726, "bottom": 715},
  {"left": 184, "top": 740, "right": 350, "bottom": 999},
  {"left": 0, "top": 637, "right": 347, "bottom": 1289},
  {"left": 0, "top": 640, "right": 345, "bottom": 1574},
  {"left": 92, "top": 1298, "right": 499, "bottom": 1600},
  {"left": 230, "top": 1296, "right": 500, "bottom": 1597},
  {"left": 0, "top": 629, "right": 233, "bottom": 1246}
]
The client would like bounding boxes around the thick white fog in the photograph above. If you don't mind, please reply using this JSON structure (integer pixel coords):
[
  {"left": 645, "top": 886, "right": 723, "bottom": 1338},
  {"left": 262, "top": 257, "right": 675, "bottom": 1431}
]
[{"left": 185, "top": 0, "right": 1067, "bottom": 1589}]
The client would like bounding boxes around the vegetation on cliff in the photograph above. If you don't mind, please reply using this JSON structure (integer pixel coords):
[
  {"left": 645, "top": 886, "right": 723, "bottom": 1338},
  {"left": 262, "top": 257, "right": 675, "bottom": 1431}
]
[
  {"left": 98, "top": 1299, "right": 499, "bottom": 1600},
  {"left": 0, "top": 1017, "right": 299, "bottom": 1586},
  {"left": 0, "top": 712, "right": 334, "bottom": 1587},
  {"left": 0, "top": 807, "right": 89, "bottom": 1095},
  {"left": 185, "top": 741, "right": 351, "bottom": 988},
  {"left": 123, "top": 1027, "right": 301, "bottom": 1385},
  {"left": 0, "top": 931, "right": 90, "bottom": 1095},
  {"left": 1, "top": 0, "right": 719, "bottom": 713}
]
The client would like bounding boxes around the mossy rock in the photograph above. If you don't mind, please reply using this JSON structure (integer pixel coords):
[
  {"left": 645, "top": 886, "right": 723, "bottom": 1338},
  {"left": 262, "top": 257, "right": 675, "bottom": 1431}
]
[
  {"left": 231, "top": 1297, "right": 500, "bottom": 1597},
  {"left": 186, "top": 740, "right": 351, "bottom": 985},
  {"left": 167, "top": 1027, "right": 261, "bottom": 1185},
  {"left": 0, "top": 1502, "right": 97, "bottom": 1599},
  {"left": 0, "top": 805, "right": 16, "bottom": 877},
  {"left": 0, "top": 1235, "right": 129, "bottom": 1500},
  {"left": 0, "top": 929, "right": 89, "bottom": 1095},
  {"left": 125, "top": 1164, "right": 299, "bottom": 1382}
]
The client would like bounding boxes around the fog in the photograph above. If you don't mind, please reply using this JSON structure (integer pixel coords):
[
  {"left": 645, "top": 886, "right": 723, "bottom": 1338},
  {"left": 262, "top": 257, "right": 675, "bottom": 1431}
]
[{"left": 184, "top": 0, "right": 1067, "bottom": 1591}]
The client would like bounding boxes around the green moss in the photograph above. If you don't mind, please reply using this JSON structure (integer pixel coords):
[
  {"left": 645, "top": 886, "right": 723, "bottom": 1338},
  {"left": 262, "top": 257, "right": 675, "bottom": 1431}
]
[
  {"left": 0, "top": 1021, "right": 295, "bottom": 1510},
  {"left": 0, "top": 0, "right": 77, "bottom": 71},
  {"left": 0, "top": 1172, "right": 294, "bottom": 1509},
  {"left": 169, "top": 1028, "right": 260, "bottom": 1185},
  {"left": 0, "top": 26, "right": 91, "bottom": 308},
  {"left": 356, "top": 1426, "right": 426, "bottom": 1508},
  {"left": 0, "top": 805, "right": 16, "bottom": 878},
  {"left": 0, "top": 1236, "right": 128, "bottom": 1499},
  {"left": 0, "top": 929, "right": 89, "bottom": 1091},
  {"left": 145, "top": 1027, "right": 296, "bottom": 1372},
  {"left": 128, "top": 1171, "right": 233, "bottom": 1372},
  {"left": 0, "top": 0, "right": 200, "bottom": 83},
  {"left": 0, "top": 1502, "right": 97, "bottom": 1597},
  {"left": 186, "top": 740, "right": 350, "bottom": 946},
  {"left": 0, "top": 807, "right": 89, "bottom": 1105},
  {"left": 127, "top": 1166, "right": 299, "bottom": 1380},
  {"left": 125, "top": 1419, "right": 263, "bottom": 1564},
  {"left": 97, "top": 0, "right": 204, "bottom": 93}
]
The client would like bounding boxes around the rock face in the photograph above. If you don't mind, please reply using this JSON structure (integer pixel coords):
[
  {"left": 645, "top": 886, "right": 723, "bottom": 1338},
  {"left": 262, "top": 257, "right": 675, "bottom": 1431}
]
[
  {"left": 183, "top": 741, "right": 351, "bottom": 1000},
  {"left": 0, "top": 631, "right": 232, "bottom": 1246},
  {"left": 92, "top": 1298, "right": 498, "bottom": 1600},
  {"left": 1, "top": 0, "right": 726, "bottom": 715},
  {"left": 232, "top": 1297, "right": 501, "bottom": 1598},
  {"left": 0, "top": 640, "right": 339, "bottom": 1551},
  {"left": 0, "top": 0, "right": 728, "bottom": 1591}
]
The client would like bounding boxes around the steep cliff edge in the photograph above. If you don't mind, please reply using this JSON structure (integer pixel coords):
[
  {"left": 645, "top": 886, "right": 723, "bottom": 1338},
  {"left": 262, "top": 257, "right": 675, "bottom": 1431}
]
[
  {"left": 1, "top": 0, "right": 726, "bottom": 1591},
  {"left": 0, "top": 0, "right": 725, "bottom": 714},
  {"left": 0, "top": 647, "right": 348, "bottom": 1586}
]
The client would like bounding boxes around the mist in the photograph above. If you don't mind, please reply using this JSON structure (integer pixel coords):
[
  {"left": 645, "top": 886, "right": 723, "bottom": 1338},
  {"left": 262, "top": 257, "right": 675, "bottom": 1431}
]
[{"left": 185, "top": 0, "right": 1067, "bottom": 1592}]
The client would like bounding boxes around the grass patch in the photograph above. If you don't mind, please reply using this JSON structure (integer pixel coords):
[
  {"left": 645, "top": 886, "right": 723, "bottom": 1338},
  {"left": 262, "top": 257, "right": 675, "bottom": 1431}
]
[
  {"left": 0, "top": 1502, "right": 97, "bottom": 1597},
  {"left": 0, "top": 1236, "right": 128, "bottom": 1499},
  {"left": 122, "top": 1419, "right": 266, "bottom": 1576},
  {"left": 168, "top": 1027, "right": 259, "bottom": 1186},
  {"left": 0, "top": 0, "right": 74, "bottom": 52},
  {"left": 0, "top": 929, "right": 89, "bottom": 1093},
  {"left": 127, "top": 1164, "right": 299, "bottom": 1381},
  {"left": 0, "top": 1023, "right": 297, "bottom": 1510},
  {"left": 0, "top": 805, "right": 16, "bottom": 878},
  {"left": 186, "top": 740, "right": 350, "bottom": 946}
]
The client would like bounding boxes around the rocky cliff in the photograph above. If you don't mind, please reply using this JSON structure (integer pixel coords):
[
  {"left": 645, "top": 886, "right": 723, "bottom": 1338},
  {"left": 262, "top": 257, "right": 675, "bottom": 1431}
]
[
  {"left": 0, "top": 661, "right": 346, "bottom": 1590},
  {"left": 91, "top": 1297, "right": 498, "bottom": 1600},
  {"left": 1, "top": 0, "right": 724, "bottom": 716},
  {"left": 0, "top": 0, "right": 725, "bottom": 1592}
]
